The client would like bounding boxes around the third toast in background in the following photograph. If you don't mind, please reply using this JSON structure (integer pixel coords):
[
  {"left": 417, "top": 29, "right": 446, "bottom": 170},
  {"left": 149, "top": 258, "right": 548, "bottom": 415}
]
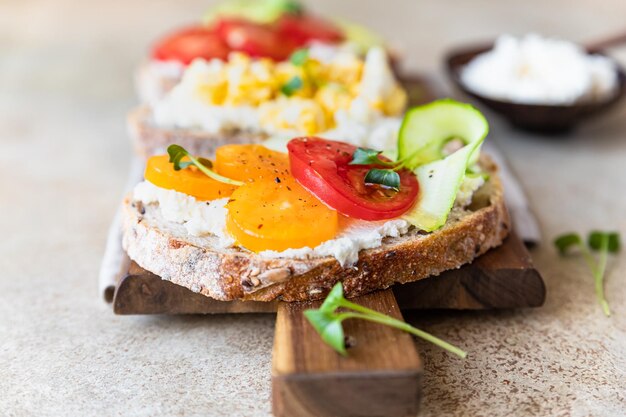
[{"left": 136, "top": 0, "right": 393, "bottom": 103}]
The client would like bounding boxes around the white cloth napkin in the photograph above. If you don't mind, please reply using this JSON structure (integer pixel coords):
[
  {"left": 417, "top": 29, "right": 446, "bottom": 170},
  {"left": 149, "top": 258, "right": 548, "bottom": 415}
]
[
  {"left": 98, "top": 157, "right": 144, "bottom": 301},
  {"left": 483, "top": 141, "right": 542, "bottom": 245}
]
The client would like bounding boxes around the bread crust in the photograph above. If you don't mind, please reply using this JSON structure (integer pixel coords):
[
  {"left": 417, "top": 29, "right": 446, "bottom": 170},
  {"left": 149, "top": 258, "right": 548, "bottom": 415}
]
[
  {"left": 121, "top": 157, "right": 510, "bottom": 302},
  {"left": 127, "top": 105, "right": 267, "bottom": 158}
]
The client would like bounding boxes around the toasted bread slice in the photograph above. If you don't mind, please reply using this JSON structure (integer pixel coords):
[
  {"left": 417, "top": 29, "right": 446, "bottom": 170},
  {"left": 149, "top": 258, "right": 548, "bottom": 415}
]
[
  {"left": 121, "top": 156, "right": 510, "bottom": 302},
  {"left": 127, "top": 105, "right": 267, "bottom": 158}
]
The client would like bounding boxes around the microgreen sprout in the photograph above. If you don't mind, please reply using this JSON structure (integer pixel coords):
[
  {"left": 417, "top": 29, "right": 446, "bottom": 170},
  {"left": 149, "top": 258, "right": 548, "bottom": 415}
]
[
  {"left": 280, "top": 76, "right": 303, "bottom": 96},
  {"left": 304, "top": 283, "right": 467, "bottom": 358},
  {"left": 349, "top": 147, "right": 406, "bottom": 190},
  {"left": 364, "top": 169, "right": 400, "bottom": 190},
  {"left": 554, "top": 231, "right": 621, "bottom": 316},
  {"left": 167, "top": 144, "right": 243, "bottom": 186},
  {"left": 289, "top": 48, "right": 309, "bottom": 66},
  {"left": 350, "top": 148, "right": 396, "bottom": 167}
]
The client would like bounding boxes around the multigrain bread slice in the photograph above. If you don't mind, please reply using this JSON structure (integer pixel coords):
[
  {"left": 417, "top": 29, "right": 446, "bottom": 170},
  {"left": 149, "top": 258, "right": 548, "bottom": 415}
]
[
  {"left": 121, "top": 156, "right": 510, "bottom": 302},
  {"left": 127, "top": 105, "right": 267, "bottom": 158}
]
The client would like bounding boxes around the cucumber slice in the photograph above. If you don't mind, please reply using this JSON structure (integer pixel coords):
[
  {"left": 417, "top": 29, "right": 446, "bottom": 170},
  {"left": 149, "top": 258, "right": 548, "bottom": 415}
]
[
  {"left": 399, "top": 99, "right": 489, "bottom": 232},
  {"left": 398, "top": 99, "right": 488, "bottom": 169},
  {"left": 403, "top": 139, "right": 484, "bottom": 231},
  {"left": 204, "top": 0, "right": 301, "bottom": 24},
  {"left": 334, "top": 19, "right": 385, "bottom": 54}
]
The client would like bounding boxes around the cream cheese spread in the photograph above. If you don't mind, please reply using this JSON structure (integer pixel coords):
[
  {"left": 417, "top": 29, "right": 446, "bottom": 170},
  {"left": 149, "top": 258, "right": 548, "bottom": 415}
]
[
  {"left": 132, "top": 173, "right": 483, "bottom": 266},
  {"left": 133, "top": 180, "right": 410, "bottom": 266},
  {"left": 133, "top": 181, "right": 234, "bottom": 248},
  {"left": 454, "top": 174, "right": 485, "bottom": 207},
  {"left": 259, "top": 218, "right": 411, "bottom": 266}
]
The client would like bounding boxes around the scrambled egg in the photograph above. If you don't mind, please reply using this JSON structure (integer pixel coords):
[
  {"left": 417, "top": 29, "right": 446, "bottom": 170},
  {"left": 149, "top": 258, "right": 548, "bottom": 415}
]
[
  {"left": 190, "top": 46, "right": 407, "bottom": 134},
  {"left": 259, "top": 97, "right": 328, "bottom": 135}
]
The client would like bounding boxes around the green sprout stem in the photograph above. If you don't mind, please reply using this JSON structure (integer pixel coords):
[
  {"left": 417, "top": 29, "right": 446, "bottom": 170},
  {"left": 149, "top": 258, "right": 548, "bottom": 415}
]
[
  {"left": 186, "top": 153, "right": 244, "bottom": 186},
  {"left": 594, "top": 235, "right": 611, "bottom": 317},
  {"left": 554, "top": 231, "right": 619, "bottom": 317},
  {"left": 578, "top": 236, "right": 611, "bottom": 317},
  {"left": 339, "top": 299, "right": 468, "bottom": 358}
]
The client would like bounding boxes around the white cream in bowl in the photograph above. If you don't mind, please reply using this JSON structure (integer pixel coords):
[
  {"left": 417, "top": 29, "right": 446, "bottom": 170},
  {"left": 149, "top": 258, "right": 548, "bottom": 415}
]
[{"left": 460, "top": 34, "right": 619, "bottom": 105}]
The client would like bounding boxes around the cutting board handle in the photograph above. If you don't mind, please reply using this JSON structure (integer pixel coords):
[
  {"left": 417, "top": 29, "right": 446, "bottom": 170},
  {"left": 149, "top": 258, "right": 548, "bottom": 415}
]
[{"left": 272, "top": 289, "right": 423, "bottom": 417}]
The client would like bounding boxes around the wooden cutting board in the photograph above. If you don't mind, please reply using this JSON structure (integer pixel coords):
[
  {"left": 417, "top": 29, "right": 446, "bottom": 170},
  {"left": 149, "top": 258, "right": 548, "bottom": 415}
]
[
  {"left": 111, "top": 232, "right": 544, "bottom": 417},
  {"left": 272, "top": 289, "right": 422, "bottom": 417}
]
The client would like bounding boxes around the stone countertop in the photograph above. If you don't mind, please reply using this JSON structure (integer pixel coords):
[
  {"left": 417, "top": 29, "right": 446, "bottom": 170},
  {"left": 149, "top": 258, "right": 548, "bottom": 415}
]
[{"left": 0, "top": 0, "right": 625, "bottom": 416}]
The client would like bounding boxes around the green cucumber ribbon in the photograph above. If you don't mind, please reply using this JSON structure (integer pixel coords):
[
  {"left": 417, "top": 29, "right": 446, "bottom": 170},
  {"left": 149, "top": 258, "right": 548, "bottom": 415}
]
[{"left": 398, "top": 99, "right": 489, "bottom": 232}]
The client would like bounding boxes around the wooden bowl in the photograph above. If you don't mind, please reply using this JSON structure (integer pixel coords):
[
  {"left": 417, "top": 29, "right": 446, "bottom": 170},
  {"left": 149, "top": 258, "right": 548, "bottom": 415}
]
[{"left": 445, "top": 43, "right": 626, "bottom": 133}]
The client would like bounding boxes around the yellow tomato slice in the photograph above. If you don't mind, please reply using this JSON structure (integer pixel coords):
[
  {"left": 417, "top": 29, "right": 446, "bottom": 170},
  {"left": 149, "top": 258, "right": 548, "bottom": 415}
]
[
  {"left": 145, "top": 155, "right": 237, "bottom": 200},
  {"left": 214, "top": 144, "right": 290, "bottom": 182},
  {"left": 226, "top": 177, "right": 338, "bottom": 252}
]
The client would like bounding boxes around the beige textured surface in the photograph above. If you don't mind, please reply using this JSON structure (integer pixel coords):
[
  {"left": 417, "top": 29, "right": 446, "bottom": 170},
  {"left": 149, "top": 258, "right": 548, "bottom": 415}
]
[{"left": 1, "top": 0, "right": 625, "bottom": 416}]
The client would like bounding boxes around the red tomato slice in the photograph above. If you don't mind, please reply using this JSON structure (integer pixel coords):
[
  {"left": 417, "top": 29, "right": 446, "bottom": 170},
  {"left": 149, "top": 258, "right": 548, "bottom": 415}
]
[
  {"left": 287, "top": 137, "right": 419, "bottom": 220},
  {"left": 215, "top": 18, "right": 295, "bottom": 61},
  {"left": 152, "top": 26, "right": 230, "bottom": 65},
  {"left": 276, "top": 14, "right": 344, "bottom": 47}
]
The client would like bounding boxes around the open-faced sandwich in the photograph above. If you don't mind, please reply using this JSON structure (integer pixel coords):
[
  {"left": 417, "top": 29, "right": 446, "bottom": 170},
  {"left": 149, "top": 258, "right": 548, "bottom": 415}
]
[
  {"left": 122, "top": 100, "right": 510, "bottom": 302},
  {"left": 136, "top": 0, "right": 389, "bottom": 103},
  {"left": 130, "top": 41, "right": 407, "bottom": 158}
]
